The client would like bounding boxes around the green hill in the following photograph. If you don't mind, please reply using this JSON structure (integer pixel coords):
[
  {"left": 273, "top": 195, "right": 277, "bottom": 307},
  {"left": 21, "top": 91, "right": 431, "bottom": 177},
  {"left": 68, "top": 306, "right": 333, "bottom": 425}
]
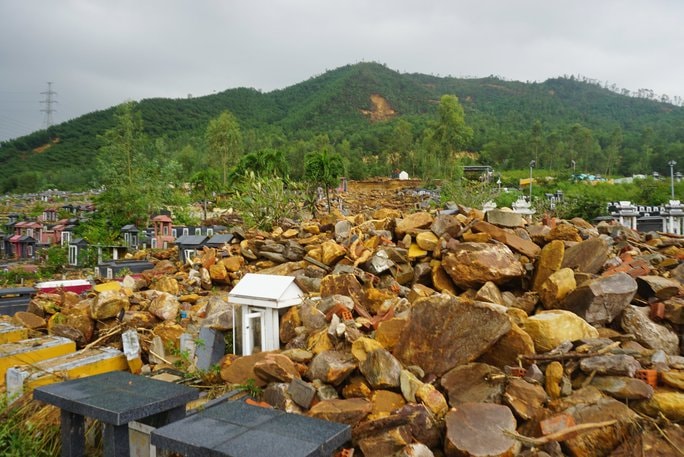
[{"left": 2, "top": 62, "right": 684, "bottom": 193}]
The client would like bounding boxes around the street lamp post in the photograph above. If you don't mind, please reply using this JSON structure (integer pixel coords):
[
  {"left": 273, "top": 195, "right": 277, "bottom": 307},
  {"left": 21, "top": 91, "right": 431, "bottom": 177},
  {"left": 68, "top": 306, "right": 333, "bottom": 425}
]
[
  {"left": 529, "top": 160, "right": 536, "bottom": 202},
  {"left": 669, "top": 160, "right": 677, "bottom": 200}
]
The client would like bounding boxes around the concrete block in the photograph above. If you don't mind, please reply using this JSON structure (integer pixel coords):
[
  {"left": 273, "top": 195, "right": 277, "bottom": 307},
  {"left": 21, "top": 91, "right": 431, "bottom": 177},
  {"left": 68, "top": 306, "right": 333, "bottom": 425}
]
[
  {"left": 0, "top": 323, "right": 28, "bottom": 344},
  {"left": 6, "top": 347, "right": 127, "bottom": 401},
  {"left": 0, "top": 335, "right": 76, "bottom": 384}
]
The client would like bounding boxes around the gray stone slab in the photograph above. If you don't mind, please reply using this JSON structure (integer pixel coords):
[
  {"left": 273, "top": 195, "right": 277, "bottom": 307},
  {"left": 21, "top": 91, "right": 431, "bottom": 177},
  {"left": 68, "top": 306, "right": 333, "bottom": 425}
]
[
  {"left": 201, "top": 399, "right": 283, "bottom": 426},
  {"left": 261, "top": 413, "right": 351, "bottom": 456},
  {"left": 211, "top": 429, "right": 320, "bottom": 457},
  {"left": 151, "top": 415, "right": 245, "bottom": 457},
  {"left": 196, "top": 327, "right": 226, "bottom": 371},
  {"left": 33, "top": 371, "right": 198, "bottom": 425},
  {"left": 151, "top": 399, "right": 351, "bottom": 457}
]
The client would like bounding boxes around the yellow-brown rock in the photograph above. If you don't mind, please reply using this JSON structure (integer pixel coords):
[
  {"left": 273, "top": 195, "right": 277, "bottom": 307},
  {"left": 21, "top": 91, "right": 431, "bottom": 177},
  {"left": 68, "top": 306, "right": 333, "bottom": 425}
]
[
  {"left": 523, "top": 310, "right": 598, "bottom": 352},
  {"left": 209, "top": 262, "right": 228, "bottom": 283},
  {"left": 477, "top": 322, "right": 535, "bottom": 369},
  {"left": 302, "top": 223, "right": 320, "bottom": 234},
  {"left": 373, "top": 208, "right": 402, "bottom": 220},
  {"left": 635, "top": 389, "right": 684, "bottom": 421},
  {"left": 539, "top": 267, "right": 576, "bottom": 309},
  {"left": 416, "top": 231, "right": 439, "bottom": 251},
  {"left": 151, "top": 276, "right": 180, "bottom": 295},
  {"left": 351, "top": 337, "right": 385, "bottom": 362},
  {"left": 442, "top": 242, "right": 525, "bottom": 289},
  {"left": 153, "top": 321, "right": 185, "bottom": 351},
  {"left": 395, "top": 211, "right": 433, "bottom": 237},
  {"left": 307, "top": 398, "right": 371, "bottom": 426},
  {"left": 545, "top": 361, "right": 564, "bottom": 400},
  {"left": 375, "top": 318, "right": 407, "bottom": 351},
  {"left": 369, "top": 390, "right": 406, "bottom": 420},
  {"left": 254, "top": 353, "right": 301, "bottom": 383},
  {"left": 307, "top": 329, "right": 333, "bottom": 354},
  {"left": 416, "top": 383, "right": 448, "bottom": 418},
  {"left": 364, "top": 287, "right": 396, "bottom": 315},
  {"left": 282, "top": 228, "right": 299, "bottom": 238},
  {"left": 547, "top": 224, "right": 582, "bottom": 242},
  {"left": 407, "top": 243, "right": 428, "bottom": 260},
  {"left": 221, "top": 256, "right": 244, "bottom": 272},
  {"left": 13, "top": 311, "right": 46, "bottom": 329},
  {"left": 279, "top": 305, "right": 301, "bottom": 344},
  {"left": 90, "top": 289, "right": 129, "bottom": 320},
  {"left": 342, "top": 375, "right": 373, "bottom": 399},
  {"left": 321, "top": 240, "right": 347, "bottom": 265},
  {"left": 462, "top": 231, "right": 491, "bottom": 243},
  {"left": 408, "top": 283, "right": 438, "bottom": 302},
  {"left": 533, "top": 239, "right": 565, "bottom": 291},
  {"left": 431, "top": 261, "right": 457, "bottom": 295},
  {"left": 220, "top": 351, "right": 271, "bottom": 386},
  {"left": 660, "top": 370, "right": 684, "bottom": 391}
]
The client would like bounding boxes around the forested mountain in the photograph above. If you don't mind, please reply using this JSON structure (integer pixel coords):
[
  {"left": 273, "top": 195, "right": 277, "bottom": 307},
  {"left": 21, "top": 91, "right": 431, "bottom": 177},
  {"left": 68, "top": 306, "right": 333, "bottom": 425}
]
[{"left": 2, "top": 62, "right": 684, "bottom": 193}]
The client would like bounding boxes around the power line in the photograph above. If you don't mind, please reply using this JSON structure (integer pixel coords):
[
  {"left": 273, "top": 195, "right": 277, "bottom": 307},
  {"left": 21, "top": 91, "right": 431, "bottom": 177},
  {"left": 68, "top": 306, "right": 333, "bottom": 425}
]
[{"left": 40, "top": 82, "right": 57, "bottom": 129}]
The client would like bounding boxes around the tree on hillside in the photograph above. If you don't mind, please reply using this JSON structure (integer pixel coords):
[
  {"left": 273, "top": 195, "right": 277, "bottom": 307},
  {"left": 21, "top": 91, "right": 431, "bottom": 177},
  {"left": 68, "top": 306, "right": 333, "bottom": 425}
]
[
  {"left": 96, "top": 101, "right": 152, "bottom": 227},
  {"left": 191, "top": 169, "right": 221, "bottom": 221},
  {"left": 304, "top": 150, "right": 345, "bottom": 212},
  {"left": 96, "top": 102, "right": 184, "bottom": 228},
  {"left": 391, "top": 119, "right": 415, "bottom": 175},
  {"left": 206, "top": 111, "right": 242, "bottom": 185},
  {"left": 231, "top": 148, "right": 289, "bottom": 180},
  {"left": 604, "top": 128, "right": 623, "bottom": 176},
  {"left": 530, "top": 120, "right": 543, "bottom": 166},
  {"left": 428, "top": 95, "right": 473, "bottom": 178}
]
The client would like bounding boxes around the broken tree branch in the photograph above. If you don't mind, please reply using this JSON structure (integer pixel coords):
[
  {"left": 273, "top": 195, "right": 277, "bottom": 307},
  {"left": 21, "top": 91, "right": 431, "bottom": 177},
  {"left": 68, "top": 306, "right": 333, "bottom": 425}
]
[{"left": 503, "top": 419, "right": 618, "bottom": 446}]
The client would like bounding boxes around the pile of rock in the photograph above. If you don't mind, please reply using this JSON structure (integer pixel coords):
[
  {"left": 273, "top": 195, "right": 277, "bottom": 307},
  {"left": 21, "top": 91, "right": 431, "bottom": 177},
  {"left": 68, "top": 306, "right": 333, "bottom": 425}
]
[{"left": 7, "top": 205, "right": 684, "bottom": 456}]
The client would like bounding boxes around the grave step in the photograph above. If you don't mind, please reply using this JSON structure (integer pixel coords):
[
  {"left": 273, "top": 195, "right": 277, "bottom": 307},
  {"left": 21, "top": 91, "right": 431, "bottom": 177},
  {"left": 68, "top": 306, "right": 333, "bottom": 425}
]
[
  {"left": 0, "top": 322, "right": 29, "bottom": 344},
  {"left": 0, "top": 335, "right": 76, "bottom": 384},
  {"left": 6, "top": 347, "right": 128, "bottom": 401}
]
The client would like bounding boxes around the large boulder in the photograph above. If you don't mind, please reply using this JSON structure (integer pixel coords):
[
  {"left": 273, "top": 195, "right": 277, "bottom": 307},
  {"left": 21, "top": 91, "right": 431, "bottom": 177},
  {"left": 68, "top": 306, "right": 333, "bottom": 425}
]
[
  {"left": 394, "top": 294, "right": 510, "bottom": 376},
  {"left": 442, "top": 242, "right": 525, "bottom": 289},
  {"left": 620, "top": 305, "right": 680, "bottom": 355},
  {"left": 561, "top": 237, "right": 610, "bottom": 274},
  {"left": 560, "top": 272, "right": 637, "bottom": 324}
]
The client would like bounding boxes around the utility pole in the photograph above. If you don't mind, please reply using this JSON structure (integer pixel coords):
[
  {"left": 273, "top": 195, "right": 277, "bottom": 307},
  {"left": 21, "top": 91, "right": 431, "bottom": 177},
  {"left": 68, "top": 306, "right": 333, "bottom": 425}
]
[{"left": 40, "top": 82, "right": 57, "bottom": 129}]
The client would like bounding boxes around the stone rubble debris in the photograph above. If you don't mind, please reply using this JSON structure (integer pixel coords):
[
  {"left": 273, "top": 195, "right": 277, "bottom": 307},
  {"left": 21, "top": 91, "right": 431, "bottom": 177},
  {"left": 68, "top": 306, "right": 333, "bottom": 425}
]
[{"left": 3, "top": 202, "right": 684, "bottom": 456}]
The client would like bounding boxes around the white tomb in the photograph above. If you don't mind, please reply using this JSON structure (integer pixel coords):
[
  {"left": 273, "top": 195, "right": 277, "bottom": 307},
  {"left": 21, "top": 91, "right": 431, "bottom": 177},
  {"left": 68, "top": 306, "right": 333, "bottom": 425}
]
[{"left": 229, "top": 273, "right": 304, "bottom": 356}]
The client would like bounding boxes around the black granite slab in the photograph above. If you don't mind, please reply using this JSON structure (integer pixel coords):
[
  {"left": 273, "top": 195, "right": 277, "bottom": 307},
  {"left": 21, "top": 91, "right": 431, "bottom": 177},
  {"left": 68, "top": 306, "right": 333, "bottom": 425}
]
[
  {"left": 151, "top": 399, "right": 351, "bottom": 457},
  {"left": 33, "top": 371, "right": 199, "bottom": 426}
]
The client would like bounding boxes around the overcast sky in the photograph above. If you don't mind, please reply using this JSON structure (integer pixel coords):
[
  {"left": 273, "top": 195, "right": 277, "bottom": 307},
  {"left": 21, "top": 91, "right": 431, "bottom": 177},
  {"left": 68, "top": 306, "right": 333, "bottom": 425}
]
[{"left": 1, "top": 0, "right": 683, "bottom": 142}]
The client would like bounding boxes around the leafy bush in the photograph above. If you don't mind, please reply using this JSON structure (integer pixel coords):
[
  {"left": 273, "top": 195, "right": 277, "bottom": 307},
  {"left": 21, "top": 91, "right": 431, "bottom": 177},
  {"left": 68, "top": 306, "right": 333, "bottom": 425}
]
[
  {"left": 440, "top": 179, "right": 498, "bottom": 209},
  {"left": 225, "top": 172, "right": 302, "bottom": 230},
  {"left": 40, "top": 245, "right": 68, "bottom": 275}
]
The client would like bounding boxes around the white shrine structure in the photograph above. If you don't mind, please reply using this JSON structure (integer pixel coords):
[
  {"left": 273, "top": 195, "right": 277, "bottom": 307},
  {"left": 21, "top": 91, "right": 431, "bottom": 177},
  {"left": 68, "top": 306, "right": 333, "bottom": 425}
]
[{"left": 229, "top": 273, "right": 304, "bottom": 356}]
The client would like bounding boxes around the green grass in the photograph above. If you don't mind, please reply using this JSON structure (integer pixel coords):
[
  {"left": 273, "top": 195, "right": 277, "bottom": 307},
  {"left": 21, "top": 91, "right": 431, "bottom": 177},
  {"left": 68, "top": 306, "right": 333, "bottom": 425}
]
[{"left": 0, "top": 394, "right": 61, "bottom": 457}]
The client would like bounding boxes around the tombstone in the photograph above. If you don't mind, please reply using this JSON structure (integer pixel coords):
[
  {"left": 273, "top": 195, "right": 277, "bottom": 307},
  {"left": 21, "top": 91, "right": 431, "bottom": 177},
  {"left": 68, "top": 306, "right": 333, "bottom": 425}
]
[
  {"left": 399, "top": 170, "right": 409, "bottom": 180},
  {"left": 195, "top": 327, "right": 225, "bottom": 371},
  {"left": 229, "top": 274, "right": 304, "bottom": 356}
]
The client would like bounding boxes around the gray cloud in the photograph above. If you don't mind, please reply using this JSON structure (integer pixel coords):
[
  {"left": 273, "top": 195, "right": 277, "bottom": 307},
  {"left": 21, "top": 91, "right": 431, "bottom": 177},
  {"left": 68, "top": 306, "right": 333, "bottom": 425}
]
[{"left": 1, "top": 0, "right": 683, "bottom": 141}]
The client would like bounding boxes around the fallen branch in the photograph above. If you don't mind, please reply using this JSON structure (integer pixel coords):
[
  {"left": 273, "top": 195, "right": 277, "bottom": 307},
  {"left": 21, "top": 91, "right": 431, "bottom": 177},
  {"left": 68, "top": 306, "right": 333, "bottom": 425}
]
[
  {"left": 522, "top": 352, "right": 597, "bottom": 362},
  {"left": 148, "top": 349, "right": 174, "bottom": 366},
  {"left": 83, "top": 323, "right": 125, "bottom": 350},
  {"left": 503, "top": 419, "right": 618, "bottom": 446},
  {"left": 653, "top": 422, "right": 684, "bottom": 456}
]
